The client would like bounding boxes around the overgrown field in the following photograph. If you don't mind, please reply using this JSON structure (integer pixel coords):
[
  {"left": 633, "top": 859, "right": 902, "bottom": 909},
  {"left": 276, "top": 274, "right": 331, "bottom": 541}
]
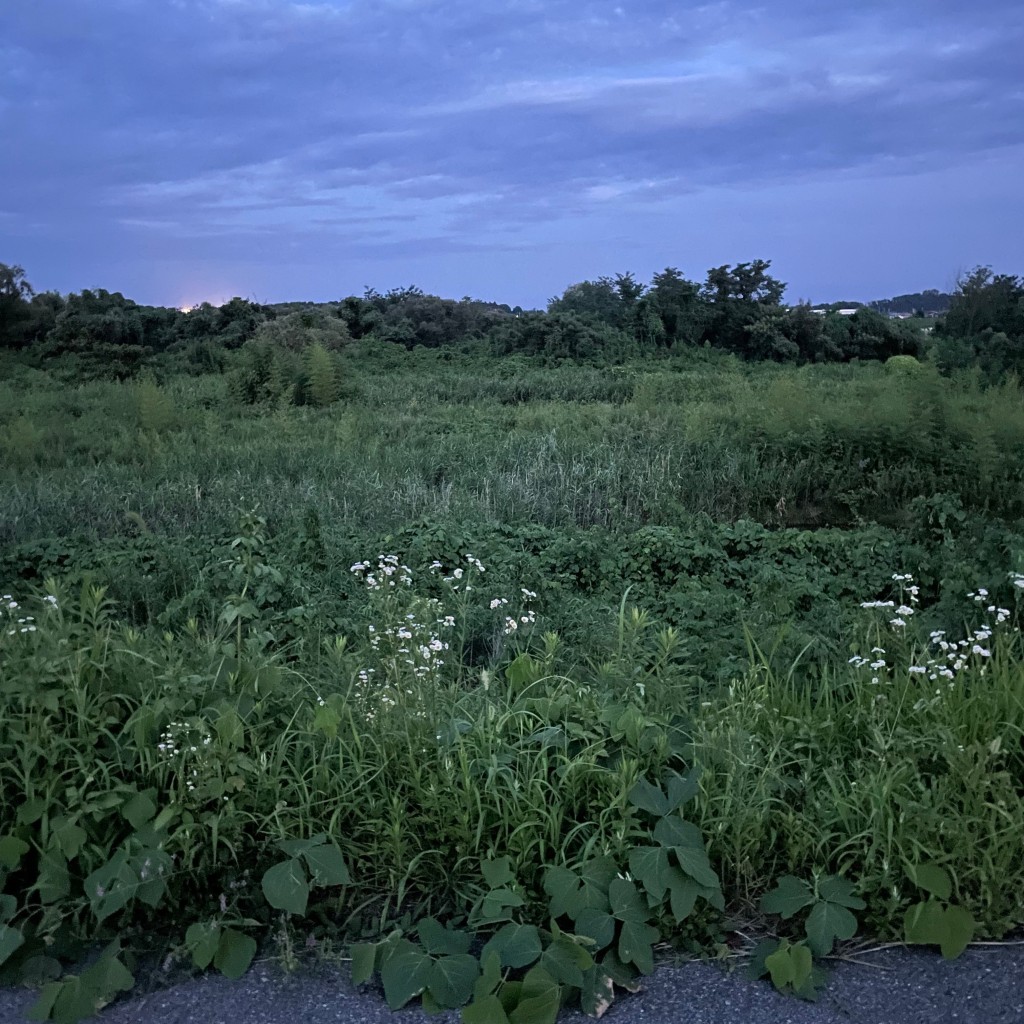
[{"left": 1, "top": 346, "right": 1023, "bottom": 1021}]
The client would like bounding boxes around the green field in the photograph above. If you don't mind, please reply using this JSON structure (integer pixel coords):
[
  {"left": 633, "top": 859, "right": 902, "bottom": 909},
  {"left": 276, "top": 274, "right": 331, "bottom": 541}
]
[{"left": 2, "top": 344, "right": 1023, "bottom": 1020}]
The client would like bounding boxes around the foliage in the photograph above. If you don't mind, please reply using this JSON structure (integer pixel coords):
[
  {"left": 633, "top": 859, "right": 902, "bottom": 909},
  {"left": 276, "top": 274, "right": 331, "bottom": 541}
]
[{"left": 1, "top": 277, "right": 1024, "bottom": 1018}]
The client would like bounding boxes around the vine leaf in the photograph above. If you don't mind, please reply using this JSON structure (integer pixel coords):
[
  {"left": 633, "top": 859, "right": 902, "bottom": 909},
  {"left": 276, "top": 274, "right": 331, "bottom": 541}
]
[
  {"left": 907, "top": 863, "right": 952, "bottom": 901},
  {"left": 805, "top": 901, "right": 858, "bottom": 957},
  {"left": 261, "top": 858, "right": 309, "bottom": 916},
  {"left": 759, "top": 876, "right": 814, "bottom": 919}
]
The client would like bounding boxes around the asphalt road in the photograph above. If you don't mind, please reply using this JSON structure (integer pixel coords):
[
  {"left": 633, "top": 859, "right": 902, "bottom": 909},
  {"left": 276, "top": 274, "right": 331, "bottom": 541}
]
[{"left": 1, "top": 943, "right": 1022, "bottom": 1024}]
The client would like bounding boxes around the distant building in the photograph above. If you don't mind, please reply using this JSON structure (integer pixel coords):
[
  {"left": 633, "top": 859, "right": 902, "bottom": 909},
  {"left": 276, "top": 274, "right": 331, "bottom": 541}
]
[{"left": 836, "top": 308, "right": 859, "bottom": 316}]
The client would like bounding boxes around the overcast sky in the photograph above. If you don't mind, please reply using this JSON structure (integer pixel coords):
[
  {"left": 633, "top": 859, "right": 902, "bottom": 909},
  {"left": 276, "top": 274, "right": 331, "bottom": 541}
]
[{"left": 3, "top": 0, "right": 1022, "bottom": 309}]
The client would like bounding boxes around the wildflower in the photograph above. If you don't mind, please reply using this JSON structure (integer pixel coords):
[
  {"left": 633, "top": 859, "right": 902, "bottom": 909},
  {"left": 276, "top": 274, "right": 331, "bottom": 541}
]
[
  {"left": 489, "top": 598, "right": 508, "bottom": 610},
  {"left": 452, "top": 568, "right": 464, "bottom": 580},
  {"left": 889, "top": 618, "right": 906, "bottom": 628},
  {"left": 908, "top": 666, "right": 928, "bottom": 675}
]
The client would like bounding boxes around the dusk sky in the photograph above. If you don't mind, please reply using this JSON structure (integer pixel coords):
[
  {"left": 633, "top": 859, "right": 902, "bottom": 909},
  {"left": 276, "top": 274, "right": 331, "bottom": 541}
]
[{"left": 3, "top": 1, "right": 1023, "bottom": 310}]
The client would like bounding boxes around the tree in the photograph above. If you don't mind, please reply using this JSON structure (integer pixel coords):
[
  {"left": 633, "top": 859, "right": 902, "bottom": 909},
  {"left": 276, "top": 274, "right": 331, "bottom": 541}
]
[
  {"left": 700, "top": 260, "right": 787, "bottom": 356},
  {"left": 0, "top": 263, "right": 35, "bottom": 348},
  {"left": 304, "top": 342, "right": 340, "bottom": 406},
  {"left": 943, "top": 267, "right": 1024, "bottom": 341},
  {"left": 648, "top": 268, "right": 705, "bottom": 347}
]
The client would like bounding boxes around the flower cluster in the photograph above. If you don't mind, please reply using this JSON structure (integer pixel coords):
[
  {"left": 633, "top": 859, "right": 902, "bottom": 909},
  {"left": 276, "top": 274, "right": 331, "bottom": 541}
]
[
  {"left": 350, "top": 555, "right": 413, "bottom": 590},
  {"left": 351, "top": 555, "right": 456, "bottom": 717},
  {"left": 156, "top": 719, "right": 214, "bottom": 795},
  {"left": 855, "top": 572, "right": 1016, "bottom": 689},
  {"left": 861, "top": 573, "right": 920, "bottom": 629},
  {"left": 1, "top": 592, "right": 56, "bottom": 636}
]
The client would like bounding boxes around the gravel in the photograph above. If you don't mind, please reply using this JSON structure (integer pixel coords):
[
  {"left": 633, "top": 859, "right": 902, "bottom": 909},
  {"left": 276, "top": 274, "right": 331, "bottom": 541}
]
[{"left": 2, "top": 943, "right": 1022, "bottom": 1024}]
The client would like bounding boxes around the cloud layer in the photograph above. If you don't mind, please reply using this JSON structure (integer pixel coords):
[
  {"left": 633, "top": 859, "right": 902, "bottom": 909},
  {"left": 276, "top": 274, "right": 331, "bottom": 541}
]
[{"left": 3, "top": 0, "right": 1022, "bottom": 305}]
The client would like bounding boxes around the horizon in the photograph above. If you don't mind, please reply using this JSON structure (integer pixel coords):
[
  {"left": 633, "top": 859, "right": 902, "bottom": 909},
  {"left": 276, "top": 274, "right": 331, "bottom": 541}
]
[{"left": 3, "top": 1, "right": 1022, "bottom": 310}]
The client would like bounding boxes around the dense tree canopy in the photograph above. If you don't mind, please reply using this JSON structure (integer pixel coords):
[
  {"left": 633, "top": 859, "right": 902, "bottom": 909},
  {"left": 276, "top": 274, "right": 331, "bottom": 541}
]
[{"left": 1, "top": 258, "right": 1018, "bottom": 377}]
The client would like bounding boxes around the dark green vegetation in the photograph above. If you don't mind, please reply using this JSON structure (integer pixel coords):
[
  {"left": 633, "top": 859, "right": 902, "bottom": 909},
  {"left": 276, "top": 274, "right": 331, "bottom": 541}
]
[{"left": 1, "top": 260, "right": 1023, "bottom": 1021}]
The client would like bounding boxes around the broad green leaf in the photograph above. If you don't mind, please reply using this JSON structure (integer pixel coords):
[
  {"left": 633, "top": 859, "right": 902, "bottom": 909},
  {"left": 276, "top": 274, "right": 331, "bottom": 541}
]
[
  {"left": 597, "top": 949, "right": 641, "bottom": 992},
  {"left": 789, "top": 944, "right": 813, "bottom": 991},
  {"left": 665, "top": 766, "right": 701, "bottom": 811},
  {"left": 617, "top": 920, "right": 658, "bottom": 975},
  {"left": 474, "top": 952, "right": 502, "bottom": 1001},
  {"left": 651, "top": 815, "right": 702, "bottom": 851},
  {"left": 628, "top": 846, "right": 670, "bottom": 901},
  {"left": 627, "top": 777, "right": 668, "bottom": 817},
  {"left": 575, "top": 909, "right": 616, "bottom": 951},
  {"left": 350, "top": 942, "right": 377, "bottom": 986},
  {"left": 380, "top": 941, "right": 431, "bottom": 1010},
  {"left": 579, "top": 967, "right": 615, "bottom": 1019},
  {"left": 0, "top": 925, "right": 25, "bottom": 969},
  {"left": 608, "top": 878, "right": 648, "bottom": 924},
  {"left": 652, "top": 817, "right": 719, "bottom": 889},
  {"left": 19, "top": 955, "right": 61, "bottom": 987},
  {"left": 0, "top": 894, "right": 15, "bottom": 925},
  {"left": 579, "top": 857, "right": 618, "bottom": 893},
  {"left": 481, "top": 923, "right": 542, "bottom": 970},
  {"left": 121, "top": 790, "right": 157, "bottom": 830},
  {"left": 904, "top": 899, "right": 947, "bottom": 945},
  {"left": 759, "top": 875, "right": 814, "bottom": 919},
  {"left": 214, "top": 929, "right": 256, "bottom": 980},
  {"left": 84, "top": 853, "right": 137, "bottom": 923},
  {"left": 427, "top": 954, "right": 480, "bottom": 1009},
  {"left": 261, "top": 858, "right": 309, "bottom": 916},
  {"left": 276, "top": 836, "right": 322, "bottom": 858},
  {"left": 509, "top": 966, "right": 560, "bottom": 1024},
  {"left": 765, "top": 942, "right": 792, "bottom": 989},
  {"left": 462, "top": 994, "right": 510, "bottom": 1024},
  {"left": 817, "top": 875, "right": 866, "bottom": 910},
  {"left": 746, "top": 938, "right": 778, "bottom": 980},
  {"left": 543, "top": 866, "right": 583, "bottom": 919},
  {"left": 477, "top": 890, "right": 524, "bottom": 925},
  {"left": 765, "top": 940, "right": 812, "bottom": 992},
  {"left": 82, "top": 951, "right": 134, "bottom": 1001},
  {"left": 939, "top": 906, "right": 975, "bottom": 960},
  {"left": 908, "top": 863, "right": 952, "bottom": 901},
  {"left": 302, "top": 843, "right": 350, "bottom": 887},
  {"left": 185, "top": 922, "right": 220, "bottom": 970},
  {"left": 17, "top": 800, "right": 45, "bottom": 826},
  {"left": 538, "top": 934, "right": 593, "bottom": 988},
  {"left": 27, "top": 982, "right": 61, "bottom": 1022},
  {"left": 50, "top": 821, "right": 87, "bottom": 861},
  {"left": 665, "top": 867, "right": 699, "bottom": 922},
  {"left": 36, "top": 850, "right": 70, "bottom": 904},
  {"left": 805, "top": 901, "right": 858, "bottom": 957},
  {"left": 418, "top": 918, "right": 472, "bottom": 956},
  {"left": 52, "top": 977, "right": 96, "bottom": 1024},
  {"left": 481, "top": 856, "right": 516, "bottom": 890},
  {"left": 0, "top": 836, "right": 29, "bottom": 870}
]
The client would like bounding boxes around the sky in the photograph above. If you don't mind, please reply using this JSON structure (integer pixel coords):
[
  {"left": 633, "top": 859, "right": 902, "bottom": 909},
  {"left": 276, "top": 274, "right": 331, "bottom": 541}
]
[{"left": 2, "top": 0, "right": 1023, "bottom": 310}]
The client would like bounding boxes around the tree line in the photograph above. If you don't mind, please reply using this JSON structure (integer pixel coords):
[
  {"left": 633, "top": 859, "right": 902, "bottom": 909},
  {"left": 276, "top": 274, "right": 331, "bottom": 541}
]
[{"left": 1, "top": 259, "right": 1022, "bottom": 379}]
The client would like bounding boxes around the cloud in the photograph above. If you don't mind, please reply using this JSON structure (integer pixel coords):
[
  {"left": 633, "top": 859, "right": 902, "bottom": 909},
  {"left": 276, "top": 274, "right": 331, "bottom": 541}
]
[{"left": 2, "top": 0, "right": 1022, "bottom": 303}]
